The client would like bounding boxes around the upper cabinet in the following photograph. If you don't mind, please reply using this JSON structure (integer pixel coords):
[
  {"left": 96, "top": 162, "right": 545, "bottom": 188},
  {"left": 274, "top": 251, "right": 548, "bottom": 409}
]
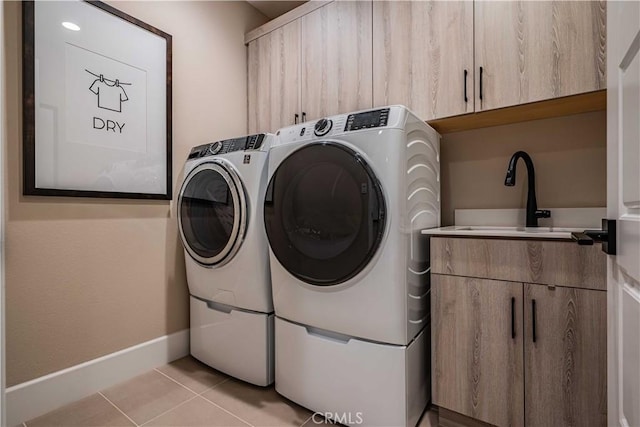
[
  {"left": 247, "top": 21, "right": 300, "bottom": 134},
  {"left": 246, "top": 1, "right": 371, "bottom": 132},
  {"left": 246, "top": 0, "right": 606, "bottom": 132},
  {"left": 301, "top": 1, "right": 372, "bottom": 121},
  {"left": 475, "top": 1, "right": 607, "bottom": 111},
  {"left": 372, "top": 1, "right": 473, "bottom": 121}
]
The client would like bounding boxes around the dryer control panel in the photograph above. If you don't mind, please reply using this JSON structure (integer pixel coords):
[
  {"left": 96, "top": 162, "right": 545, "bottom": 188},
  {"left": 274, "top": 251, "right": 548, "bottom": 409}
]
[{"left": 188, "top": 134, "right": 266, "bottom": 159}]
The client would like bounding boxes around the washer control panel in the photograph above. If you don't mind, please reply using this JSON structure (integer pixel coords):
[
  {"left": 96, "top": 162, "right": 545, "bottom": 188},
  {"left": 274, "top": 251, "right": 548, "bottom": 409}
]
[
  {"left": 344, "top": 108, "right": 390, "bottom": 132},
  {"left": 275, "top": 106, "right": 405, "bottom": 146},
  {"left": 188, "top": 134, "right": 266, "bottom": 159},
  {"left": 314, "top": 118, "right": 333, "bottom": 136}
]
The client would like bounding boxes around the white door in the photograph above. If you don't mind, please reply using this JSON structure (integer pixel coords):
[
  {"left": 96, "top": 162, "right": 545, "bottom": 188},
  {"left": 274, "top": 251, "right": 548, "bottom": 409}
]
[{"left": 607, "top": 2, "right": 640, "bottom": 426}]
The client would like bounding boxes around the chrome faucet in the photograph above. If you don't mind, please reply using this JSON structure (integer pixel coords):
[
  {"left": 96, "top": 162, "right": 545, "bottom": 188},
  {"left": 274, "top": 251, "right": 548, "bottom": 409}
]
[{"left": 504, "top": 151, "right": 551, "bottom": 227}]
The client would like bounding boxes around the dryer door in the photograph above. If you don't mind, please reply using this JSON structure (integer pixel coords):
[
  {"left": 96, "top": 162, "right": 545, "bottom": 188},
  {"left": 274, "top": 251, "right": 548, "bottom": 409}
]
[
  {"left": 178, "top": 161, "right": 247, "bottom": 266},
  {"left": 264, "top": 142, "right": 386, "bottom": 286}
]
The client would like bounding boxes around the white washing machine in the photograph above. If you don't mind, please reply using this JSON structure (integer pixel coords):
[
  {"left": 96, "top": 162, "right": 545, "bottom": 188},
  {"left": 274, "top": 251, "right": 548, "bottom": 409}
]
[
  {"left": 178, "top": 133, "right": 274, "bottom": 386},
  {"left": 264, "top": 106, "right": 440, "bottom": 426}
]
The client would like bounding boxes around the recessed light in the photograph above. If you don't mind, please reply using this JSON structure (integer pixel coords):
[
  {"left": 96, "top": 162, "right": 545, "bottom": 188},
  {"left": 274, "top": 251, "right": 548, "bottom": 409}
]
[{"left": 62, "top": 22, "right": 80, "bottom": 31}]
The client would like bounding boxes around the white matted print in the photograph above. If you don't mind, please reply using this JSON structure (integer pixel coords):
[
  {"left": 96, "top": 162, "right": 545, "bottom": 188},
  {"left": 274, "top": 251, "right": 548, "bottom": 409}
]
[
  {"left": 65, "top": 43, "right": 147, "bottom": 153},
  {"left": 24, "top": 0, "right": 172, "bottom": 199}
]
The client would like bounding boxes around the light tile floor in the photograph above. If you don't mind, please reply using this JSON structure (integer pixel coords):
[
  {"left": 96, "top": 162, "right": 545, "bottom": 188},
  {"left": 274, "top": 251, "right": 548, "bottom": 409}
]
[{"left": 21, "top": 356, "right": 438, "bottom": 427}]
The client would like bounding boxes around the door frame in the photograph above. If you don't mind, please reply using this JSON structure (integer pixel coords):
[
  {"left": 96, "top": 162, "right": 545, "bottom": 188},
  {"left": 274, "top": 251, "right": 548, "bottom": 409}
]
[{"left": 1, "top": 0, "right": 6, "bottom": 423}]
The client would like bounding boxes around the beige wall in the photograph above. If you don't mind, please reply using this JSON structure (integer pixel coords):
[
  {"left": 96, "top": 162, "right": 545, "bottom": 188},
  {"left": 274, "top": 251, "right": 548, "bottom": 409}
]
[
  {"left": 2, "top": 0, "right": 607, "bottom": 387},
  {"left": 3, "top": 1, "right": 267, "bottom": 386},
  {"left": 440, "top": 111, "right": 607, "bottom": 225}
]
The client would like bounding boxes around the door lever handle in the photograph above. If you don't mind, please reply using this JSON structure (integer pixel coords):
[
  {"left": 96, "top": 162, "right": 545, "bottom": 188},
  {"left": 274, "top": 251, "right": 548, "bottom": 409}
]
[
  {"left": 571, "top": 219, "right": 616, "bottom": 255},
  {"left": 571, "top": 232, "right": 594, "bottom": 245}
]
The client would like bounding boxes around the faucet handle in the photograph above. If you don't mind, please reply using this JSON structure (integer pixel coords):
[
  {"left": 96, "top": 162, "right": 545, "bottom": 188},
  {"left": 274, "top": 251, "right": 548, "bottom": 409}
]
[{"left": 535, "top": 209, "right": 551, "bottom": 219}]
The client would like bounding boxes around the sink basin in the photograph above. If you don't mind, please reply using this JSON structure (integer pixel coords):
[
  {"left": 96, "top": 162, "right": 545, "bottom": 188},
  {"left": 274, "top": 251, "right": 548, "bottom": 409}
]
[{"left": 422, "top": 225, "right": 584, "bottom": 239}]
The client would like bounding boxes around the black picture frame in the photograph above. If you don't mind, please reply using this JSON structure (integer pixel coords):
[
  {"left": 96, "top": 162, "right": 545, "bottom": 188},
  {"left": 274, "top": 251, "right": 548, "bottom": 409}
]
[{"left": 22, "top": 0, "right": 173, "bottom": 200}]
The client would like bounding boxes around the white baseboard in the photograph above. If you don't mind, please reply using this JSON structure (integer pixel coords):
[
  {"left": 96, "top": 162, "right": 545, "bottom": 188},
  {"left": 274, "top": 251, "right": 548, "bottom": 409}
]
[{"left": 5, "top": 329, "right": 189, "bottom": 426}]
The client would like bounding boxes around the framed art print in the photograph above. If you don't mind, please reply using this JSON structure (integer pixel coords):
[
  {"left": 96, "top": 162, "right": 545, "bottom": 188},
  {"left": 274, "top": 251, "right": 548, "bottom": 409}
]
[{"left": 23, "top": 0, "right": 172, "bottom": 199}]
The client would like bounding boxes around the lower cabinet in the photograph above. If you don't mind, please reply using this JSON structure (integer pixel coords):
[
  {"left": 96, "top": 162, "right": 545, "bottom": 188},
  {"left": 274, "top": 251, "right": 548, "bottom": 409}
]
[
  {"left": 432, "top": 274, "right": 607, "bottom": 427},
  {"left": 432, "top": 275, "right": 524, "bottom": 426},
  {"left": 524, "top": 284, "right": 607, "bottom": 427}
]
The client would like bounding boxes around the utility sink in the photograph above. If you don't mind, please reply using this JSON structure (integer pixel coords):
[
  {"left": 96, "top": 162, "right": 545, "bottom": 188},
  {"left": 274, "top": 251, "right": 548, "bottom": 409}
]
[{"left": 422, "top": 225, "right": 585, "bottom": 240}]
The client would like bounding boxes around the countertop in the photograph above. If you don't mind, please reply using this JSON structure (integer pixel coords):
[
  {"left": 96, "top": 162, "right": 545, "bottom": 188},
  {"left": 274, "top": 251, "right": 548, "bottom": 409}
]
[
  {"left": 422, "top": 208, "right": 604, "bottom": 241},
  {"left": 422, "top": 225, "right": 586, "bottom": 240}
]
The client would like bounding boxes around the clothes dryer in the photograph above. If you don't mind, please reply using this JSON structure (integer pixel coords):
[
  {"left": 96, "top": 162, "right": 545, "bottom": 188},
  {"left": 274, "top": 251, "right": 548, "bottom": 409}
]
[{"left": 179, "top": 133, "right": 274, "bottom": 386}]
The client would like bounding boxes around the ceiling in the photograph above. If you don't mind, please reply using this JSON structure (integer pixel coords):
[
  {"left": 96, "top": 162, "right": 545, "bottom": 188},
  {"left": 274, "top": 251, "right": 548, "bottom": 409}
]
[{"left": 247, "top": 1, "right": 308, "bottom": 20}]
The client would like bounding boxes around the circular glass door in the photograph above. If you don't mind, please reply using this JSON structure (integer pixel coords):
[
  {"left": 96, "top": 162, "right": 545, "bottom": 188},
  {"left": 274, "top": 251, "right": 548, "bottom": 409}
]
[
  {"left": 264, "top": 142, "right": 386, "bottom": 286},
  {"left": 178, "top": 162, "right": 246, "bottom": 266}
]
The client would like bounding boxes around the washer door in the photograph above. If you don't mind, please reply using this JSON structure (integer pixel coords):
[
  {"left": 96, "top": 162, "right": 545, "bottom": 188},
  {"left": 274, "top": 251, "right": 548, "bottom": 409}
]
[
  {"left": 178, "top": 161, "right": 247, "bottom": 266},
  {"left": 264, "top": 142, "right": 386, "bottom": 286}
]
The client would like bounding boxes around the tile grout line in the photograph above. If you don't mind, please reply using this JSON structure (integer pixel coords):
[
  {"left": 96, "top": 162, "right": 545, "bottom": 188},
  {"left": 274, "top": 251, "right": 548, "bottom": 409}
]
[
  {"left": 152, "top": 368, "right": 203, "bottom": 395},
  {"left": 146, "top": 369, "right": 251, "bottom": 425},
  {"left": 98, "top": 392, "right": 140, "bottom": 427},
  {"left": 299, "top": 413, "right": 314, "bottom": 427},
  {"left": 152, "top": 366, "right": 233, "bottom": 398},
  {"left": 138, "top": 394, "right": 200, "bottom": 427},
  {"left": 197, "top": 377, "right": 230, "bottom": 396},
  {"left": 198, "top": 392, "right": 255, "bottom": 427}
]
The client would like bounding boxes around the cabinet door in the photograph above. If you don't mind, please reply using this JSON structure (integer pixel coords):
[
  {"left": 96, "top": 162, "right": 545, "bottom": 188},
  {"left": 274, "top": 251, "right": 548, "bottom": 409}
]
[
  {"left": 475, "top": 1, "right": 606, "bottom": 111},
  {"left": 432, "top": 275, "right": 524, "bottom": 426},
  {"left": 301, "top": 1, "right": 372, "bottom": 121},
  {"left": 247, "top": 21, "right": 300, "bottom": 134},
  {"left": 372, "top": 1, "right": 473, "bottom": 121},
  {"left": 524, "top": 284, "right": 607, "bottom": 426}
]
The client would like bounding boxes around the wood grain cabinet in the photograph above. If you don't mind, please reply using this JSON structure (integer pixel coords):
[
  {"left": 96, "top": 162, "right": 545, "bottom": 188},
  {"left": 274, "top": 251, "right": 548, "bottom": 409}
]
[
  {"left": 247, "top": 0, "right": 606, "bottom": 130},
  {"left": 372, "top": 0, "right": 606, "bottom": 119},
  {"left": 247, "top": 21, "right": 300, "bottom": 134},
  {"left": 432, "top": 275, "right": 524, "bottom": 426},
  {"left": 301, "top": 1, "right": 372, "bottom": 121},
  {"left": 524, "top": 284, "right": 607, "bottom": 427},
  {"left": 246, "top": 1, "right": 371, "bottom": 132},
  {"left": 474, "top": 0, "right": 607, "bottom": 111},
  {"left": 431, "top": 237, "right": 607, "bottom": 427},
  {"left": 373, "top": 1, "right": 474, "bottom": 121}
]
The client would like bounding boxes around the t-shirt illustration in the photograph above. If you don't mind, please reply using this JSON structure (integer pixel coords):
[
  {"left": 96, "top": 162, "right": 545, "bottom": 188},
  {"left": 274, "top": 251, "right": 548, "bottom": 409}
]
[{"left": 88, "top": 74, "right": 130, "bottom": 113}]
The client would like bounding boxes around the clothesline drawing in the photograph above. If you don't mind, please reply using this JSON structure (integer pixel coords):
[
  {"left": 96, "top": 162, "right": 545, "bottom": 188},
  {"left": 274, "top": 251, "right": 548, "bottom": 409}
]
[
  {"left": 85, "top": 69, "right": 132, "bottom": 85},
  {"left": 86, "top": 69, "right": 131, "bottom": 113}
]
